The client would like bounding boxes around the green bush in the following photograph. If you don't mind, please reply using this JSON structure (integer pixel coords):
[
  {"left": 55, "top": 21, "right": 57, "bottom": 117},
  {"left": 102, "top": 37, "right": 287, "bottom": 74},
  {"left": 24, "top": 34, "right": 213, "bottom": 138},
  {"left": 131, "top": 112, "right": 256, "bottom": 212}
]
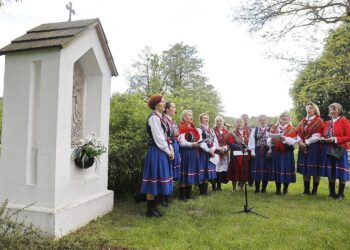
[
  {"left": 0, "top": 199, "right": 42, "bottom": 249},
  {"left": 108, "top": 93, "right": 149, "bottom": 198}
]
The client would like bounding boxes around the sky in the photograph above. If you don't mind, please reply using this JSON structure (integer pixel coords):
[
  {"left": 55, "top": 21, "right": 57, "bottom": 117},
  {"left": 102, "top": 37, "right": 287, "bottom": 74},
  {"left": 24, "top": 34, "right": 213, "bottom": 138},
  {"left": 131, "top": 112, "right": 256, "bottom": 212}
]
[{"left": 0, "top": 0, "right": 303, "bottom": 118}]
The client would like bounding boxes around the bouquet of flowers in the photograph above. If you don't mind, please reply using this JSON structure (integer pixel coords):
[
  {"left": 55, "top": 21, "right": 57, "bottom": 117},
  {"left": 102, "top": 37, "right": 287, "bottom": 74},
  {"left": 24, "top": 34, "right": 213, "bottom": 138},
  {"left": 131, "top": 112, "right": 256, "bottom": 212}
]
[{"left": 71, "top": 132, "right": 107, "bottom": 169}]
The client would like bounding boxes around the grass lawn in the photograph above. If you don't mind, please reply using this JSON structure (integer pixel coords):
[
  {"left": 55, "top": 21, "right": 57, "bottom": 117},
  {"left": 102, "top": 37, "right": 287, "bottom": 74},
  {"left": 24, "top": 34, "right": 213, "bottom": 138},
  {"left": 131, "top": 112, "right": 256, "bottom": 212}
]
[{"left": 59, "top": 175, "right": 350, "bottom": 250}]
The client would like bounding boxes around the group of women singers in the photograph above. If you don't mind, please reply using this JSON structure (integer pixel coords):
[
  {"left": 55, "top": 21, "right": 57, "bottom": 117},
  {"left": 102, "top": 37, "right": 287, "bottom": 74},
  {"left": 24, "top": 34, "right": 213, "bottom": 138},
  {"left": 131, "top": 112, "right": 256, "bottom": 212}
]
[{"left": 140, "top": 95, "right": 350, "bottom": 218}]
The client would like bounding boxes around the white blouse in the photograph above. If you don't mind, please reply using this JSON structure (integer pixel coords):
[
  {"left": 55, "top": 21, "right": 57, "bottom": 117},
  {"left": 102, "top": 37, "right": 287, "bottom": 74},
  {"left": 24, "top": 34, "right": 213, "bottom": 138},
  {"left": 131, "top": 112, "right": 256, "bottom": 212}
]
[{"left": 148, "top": 112, "right": 171, "bottom": 155}]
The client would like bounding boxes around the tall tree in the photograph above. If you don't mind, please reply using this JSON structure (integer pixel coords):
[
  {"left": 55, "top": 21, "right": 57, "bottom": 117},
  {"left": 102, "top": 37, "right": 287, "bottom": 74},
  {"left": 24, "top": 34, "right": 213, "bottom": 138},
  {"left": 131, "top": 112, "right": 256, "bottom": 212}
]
[
  {"left": 126, "top": 43, "right": 222, "bottom": 119},
  {"left": 127, "top": 47, "right": 164, "bottom": 96},
  {"left": 290, "top": 23, "right": 350, "bottom": 120},
  {"left": 161, "top": 42, "right": 204, "bottom": 93},
  {"left": 232, "top": 0, "right": 350, "bottom": 39},
  {"left": 232, "top": 0, "right": 350, "bottom": 66}
]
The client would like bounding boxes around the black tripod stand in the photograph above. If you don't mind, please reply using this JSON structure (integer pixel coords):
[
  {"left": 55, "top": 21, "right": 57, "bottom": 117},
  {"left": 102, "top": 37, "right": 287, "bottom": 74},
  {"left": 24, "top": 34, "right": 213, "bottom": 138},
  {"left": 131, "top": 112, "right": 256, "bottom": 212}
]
[{"left": 232, "top": 141, "right": 269, "bottom": 219}]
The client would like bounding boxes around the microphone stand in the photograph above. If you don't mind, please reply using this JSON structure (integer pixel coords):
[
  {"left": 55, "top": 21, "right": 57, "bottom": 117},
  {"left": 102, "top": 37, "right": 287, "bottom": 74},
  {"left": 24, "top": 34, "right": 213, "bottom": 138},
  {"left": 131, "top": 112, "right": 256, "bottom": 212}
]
[{"left": 225, "top": 124, "right": 269, "bottom": 219}]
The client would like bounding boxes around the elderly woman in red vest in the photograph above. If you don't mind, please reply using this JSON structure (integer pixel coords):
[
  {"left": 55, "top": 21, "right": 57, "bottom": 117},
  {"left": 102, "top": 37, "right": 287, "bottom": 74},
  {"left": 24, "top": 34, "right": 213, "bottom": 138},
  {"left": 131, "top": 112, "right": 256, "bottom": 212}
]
[
  {"left": 319, "top": 103, "right": 350, "bottom": 200},
  {"left": 178, "top": 110, "right": 200, "bottom": 201}
]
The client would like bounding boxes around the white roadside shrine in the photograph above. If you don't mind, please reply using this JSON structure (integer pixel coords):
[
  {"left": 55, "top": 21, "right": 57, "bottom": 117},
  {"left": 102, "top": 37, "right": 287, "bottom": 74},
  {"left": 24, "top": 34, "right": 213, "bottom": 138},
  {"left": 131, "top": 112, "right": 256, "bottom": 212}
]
[{"left": 0, "top": 18, "right": 117, "bottom": 237}]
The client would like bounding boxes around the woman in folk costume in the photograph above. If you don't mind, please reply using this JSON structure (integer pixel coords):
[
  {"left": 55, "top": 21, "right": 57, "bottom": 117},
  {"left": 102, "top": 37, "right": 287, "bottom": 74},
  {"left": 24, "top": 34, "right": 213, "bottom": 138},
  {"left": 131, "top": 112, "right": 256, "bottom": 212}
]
[
  {"left": 227, "top": 118, "right": 251, "bottom": 192},
  {"left": 248, "top": 114, "right": 273, "bottom": 193},
  {"left": 197, "top": 113, "right": 218, "bottom": 195},
  {"left": 163, "top": 102, "right": 181, "bottom": 182},
  {"left": 268, "top": 112, "right": 297, "bottom": 195},
  {"left": 296, "top": 102, "right": 324, "bottom": 195},
  {"left": 157, "top": 101, "right": 181, "bottom": 207},
  {"left": 140, "top": 95, "right": 174, "bottom": 217},
  {"left": 319, "top": 103, "right": 350, "bottom": 200},
  {"left": 178, "top": 110, "right": 200, "bottom": 201},
  {"left": 212, "top": 116, "right": 232, "bottom": 191}
]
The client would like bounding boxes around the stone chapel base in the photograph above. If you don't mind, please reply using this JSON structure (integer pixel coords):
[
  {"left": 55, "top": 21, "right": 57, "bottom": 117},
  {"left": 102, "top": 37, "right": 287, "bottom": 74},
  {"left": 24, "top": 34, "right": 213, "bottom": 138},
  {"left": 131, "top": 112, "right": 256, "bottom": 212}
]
[{"left": 6, "top": 190, "right": 114, "bottom": 238}]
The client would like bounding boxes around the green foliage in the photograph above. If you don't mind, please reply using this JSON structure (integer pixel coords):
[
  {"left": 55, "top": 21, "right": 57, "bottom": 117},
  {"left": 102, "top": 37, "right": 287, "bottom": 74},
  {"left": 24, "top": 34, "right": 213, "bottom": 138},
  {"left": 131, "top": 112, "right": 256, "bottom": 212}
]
[
  {"left": 108, "top": 93, "right": 150, "bottom": 197},
  {"left": 0, "top": 199, "right": 110, "bottom": 249},
  {"left": 127, "top": 43, "right": 222, "bottom": 112},
  {"left": 161, "top": 42, "right": 204, "bottom": 93},
  {"left": 0, "top": 199, "right": 43, "bottom": 249},
  {"left": 290, "top": 24, "right": 350, "bottom": 121},
  {"left": 128, "top": 46, "right": 164, "bottom": 95}
]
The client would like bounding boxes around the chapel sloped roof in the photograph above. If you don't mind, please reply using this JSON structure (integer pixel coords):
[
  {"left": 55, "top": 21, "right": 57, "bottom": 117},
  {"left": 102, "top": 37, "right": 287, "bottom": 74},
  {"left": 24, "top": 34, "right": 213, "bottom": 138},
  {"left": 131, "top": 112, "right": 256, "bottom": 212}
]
[{"left": 0, "top": 18, "right": 118, "bottom": 76}]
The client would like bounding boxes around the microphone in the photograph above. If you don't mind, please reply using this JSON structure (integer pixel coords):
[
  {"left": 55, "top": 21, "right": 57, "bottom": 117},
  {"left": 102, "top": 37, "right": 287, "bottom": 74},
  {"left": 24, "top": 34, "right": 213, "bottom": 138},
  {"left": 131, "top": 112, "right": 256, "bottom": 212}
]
[{"left": 224, "top": 123, "right": 232, "bottom": 128}]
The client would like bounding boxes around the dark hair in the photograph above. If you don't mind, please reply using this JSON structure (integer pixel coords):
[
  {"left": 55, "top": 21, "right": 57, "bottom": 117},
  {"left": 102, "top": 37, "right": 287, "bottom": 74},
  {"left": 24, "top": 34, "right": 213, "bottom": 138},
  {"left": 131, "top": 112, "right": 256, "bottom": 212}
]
[{"left": 164, "top": 101, "right": 174, "bottom": 114}]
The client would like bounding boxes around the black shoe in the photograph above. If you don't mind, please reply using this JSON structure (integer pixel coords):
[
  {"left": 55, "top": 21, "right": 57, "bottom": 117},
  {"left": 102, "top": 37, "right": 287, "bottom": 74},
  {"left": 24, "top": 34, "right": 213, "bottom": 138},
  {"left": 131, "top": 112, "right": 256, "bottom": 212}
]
[
  {"left": 185, "top": 186, "right": 193, "bottom": 199},
  {"left": 261, "top": 181, "right": 268, "bottom": 193},
  {"left": 217, "top": 181, "right": 222, "bottom": 191},
  {"left": 337, "top": 183, "right": 346, "bottom": 200},
  {"left": 179, "top": 187, "right": 187, "bottom": 201},
  {"left": 198, "top": 184, "right": 204, "bottom": 195},
  {"left": 248, "top": 179, "right": 254, "bottom": 187},
  {"left": 159, "top": 197, "right": 170, "bottom": 207},
  {"left": 276, "top": 182, "right": 282, "bottom": 195},
  {"left": 211, "top": 181, "right": 217, "bottom": 191},
  {"left": 146, "top": 200, "right": 161, "bottom": 218},
  {"left": 164, "top": 195, "right": 171, "bottom": 205},
  {"left": 157, "top": 195, "right": 169, "bottom": 207},
  {"left": 283, "top": 184, "right": 289, "bottom": 195},
  {"left": 203, "top": 183, "right": 209, "bottom": 195},
  {"left": 199, "top": 183, "right": 208, "bottom": 195},
  {"left": 303, "top": 181, "right": 311, "bottom": 195},
  {"left": 311, "top": 182, "right": 319, "bottom": 195},
  {"left": 255, "top": 181, "right": 261, "bottom": 194},
  {"left": 154, "top": 200, "right": 164, "bottom": 217},
  {"left": 328, "top": 182, "right": 337, "bottom": 198}
]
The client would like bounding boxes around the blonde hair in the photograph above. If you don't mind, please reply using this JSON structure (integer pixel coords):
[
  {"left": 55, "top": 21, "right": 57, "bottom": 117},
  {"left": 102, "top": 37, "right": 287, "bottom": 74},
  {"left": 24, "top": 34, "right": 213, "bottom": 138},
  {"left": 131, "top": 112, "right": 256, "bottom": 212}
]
[
  {"left": 236, "top": 118, "right": 243, "bottom": 123},
  {"left": 215, "top": 115, "right": 224, "bottom": 125},
  {"left": 328, "top": 103, "right": 343, "bottom": 116},
  {"left": 199, "top": 113, "right": 209, "bottom": 122},
  {"left": 306, "top": 102, "right": 320, "bottom": 116},
  {"left": 279, "top": 112, "right": 292, "bottom": 125},
  {"left": 181, "top": 110, "right": 193, "bottom": 122},
  {"left": 258, "top": 114, "right": 268, "bottom": 122}
]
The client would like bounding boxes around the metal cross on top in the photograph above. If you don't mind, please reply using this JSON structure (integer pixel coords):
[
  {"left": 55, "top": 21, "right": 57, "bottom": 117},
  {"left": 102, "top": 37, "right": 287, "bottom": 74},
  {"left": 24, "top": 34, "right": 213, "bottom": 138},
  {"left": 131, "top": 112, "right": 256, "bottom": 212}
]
[{"left": 66, "top": 2, "right": 76, "bottom": 22}]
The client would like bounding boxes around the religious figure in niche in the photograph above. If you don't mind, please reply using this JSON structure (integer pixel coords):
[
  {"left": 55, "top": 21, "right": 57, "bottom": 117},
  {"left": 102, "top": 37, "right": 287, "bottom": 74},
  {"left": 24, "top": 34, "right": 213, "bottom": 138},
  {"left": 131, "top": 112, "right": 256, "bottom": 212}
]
[{"left": 71, "top": 62, "right": 84, "bottom": 146}]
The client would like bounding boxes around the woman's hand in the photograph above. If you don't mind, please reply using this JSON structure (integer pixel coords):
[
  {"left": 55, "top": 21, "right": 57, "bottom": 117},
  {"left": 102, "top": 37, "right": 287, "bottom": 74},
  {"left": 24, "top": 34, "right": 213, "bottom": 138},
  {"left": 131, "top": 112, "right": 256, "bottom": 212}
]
[
  {"left": 168, "top": 149, "right": 174, "bottom": 160},
  {"left": 251, "top": 150, "right": 256, "bottom": 157},
  {"left": 218, "top": 147, "right": 225, "bottom": 154},
  {"left": 267, "top": 150, "right": 272, "bottom": 159},
  {"left": 299, "top": 141, "right": 307, "bottom": 150},
  {"left": 191, "top": 142, "right": 200, "bottom": 148},
  {"left": 320, "top": 137, "right": 336, "bottom": 143},
  {"left": 209, "top": 148, "right": 216, "bottom": 157}
]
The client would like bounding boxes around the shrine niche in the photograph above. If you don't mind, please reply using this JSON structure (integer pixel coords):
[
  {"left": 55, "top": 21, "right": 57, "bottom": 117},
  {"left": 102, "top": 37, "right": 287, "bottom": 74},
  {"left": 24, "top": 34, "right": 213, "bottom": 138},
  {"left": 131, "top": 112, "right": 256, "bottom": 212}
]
[{"left": 71, "top": 62, "right": 84, "bottom": 146}]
